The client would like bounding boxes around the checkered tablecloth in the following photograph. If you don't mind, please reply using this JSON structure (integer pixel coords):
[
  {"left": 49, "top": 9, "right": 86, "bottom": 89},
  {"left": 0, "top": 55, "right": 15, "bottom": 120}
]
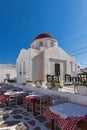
[
  {"left": 25, "top": 96, "right": 30, "bottom": 104},
  {"left": 0, "top": 94, "right": 6, "bottom": 102},
  {"left": 25, "top": 94, "right": 45, "bottom": 104},
  {"left": 44, "top": 106, "right": 87, "bottom": 130}
]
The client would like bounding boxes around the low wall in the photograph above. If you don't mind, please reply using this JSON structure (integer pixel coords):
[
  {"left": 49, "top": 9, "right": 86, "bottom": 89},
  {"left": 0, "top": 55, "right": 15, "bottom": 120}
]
[{"left": 17, "top": 84, "right": 87, "bottom": 106}]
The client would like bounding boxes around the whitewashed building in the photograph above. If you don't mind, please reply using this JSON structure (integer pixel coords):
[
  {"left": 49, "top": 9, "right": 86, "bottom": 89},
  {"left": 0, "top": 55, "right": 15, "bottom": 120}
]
[
  {"left": 0, "top": 64, "right": 16, "bottom": 83},
  {"left": 16, "top": 33, "right": 75, "bottom": 84}
]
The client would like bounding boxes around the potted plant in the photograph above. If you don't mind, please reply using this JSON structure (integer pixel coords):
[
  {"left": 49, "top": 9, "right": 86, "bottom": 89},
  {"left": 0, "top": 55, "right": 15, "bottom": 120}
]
[
  {"left": 7, "top": 79, "right": 16, "bottom": 86},
  {"left": 34, "top": 80, "right": 43, "bottom": 88},
  {"left": 47, "top": 80, "right": 63, "bottom": 90}
]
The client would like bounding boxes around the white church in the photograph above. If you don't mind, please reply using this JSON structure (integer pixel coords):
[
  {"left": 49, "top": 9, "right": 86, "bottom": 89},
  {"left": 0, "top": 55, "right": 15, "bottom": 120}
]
[{"left": 16, "top": 33, "right": 75, "bottom": 84}]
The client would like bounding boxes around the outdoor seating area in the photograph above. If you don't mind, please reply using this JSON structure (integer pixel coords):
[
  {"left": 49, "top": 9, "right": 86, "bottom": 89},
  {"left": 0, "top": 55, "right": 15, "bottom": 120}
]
[
  {"left": 44, "top": 102, "right": 87, "bottom": 130},
  {"left": 25, "top": 93, "right": 50, "bottom": 116},
  {"left": 0, "top": 85, "right": 51, "bottom": 113},
  {"left": 0, "top": 84, "right": 87, "bottom": 130}
]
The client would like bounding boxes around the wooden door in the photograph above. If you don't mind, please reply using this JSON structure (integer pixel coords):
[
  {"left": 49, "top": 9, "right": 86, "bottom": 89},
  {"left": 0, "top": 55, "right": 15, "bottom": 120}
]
[{"left": 55, "top": 63, "right": 60, "bottom": 76}]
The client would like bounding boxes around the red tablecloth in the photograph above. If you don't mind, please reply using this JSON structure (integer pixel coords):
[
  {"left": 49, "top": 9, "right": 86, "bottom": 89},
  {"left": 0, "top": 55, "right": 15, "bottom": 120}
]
[
  {"left": 25, "top": 95, "right": 40, "bottom": 104},
  {"left": 44, "top": 107, "right": 87, "bottom": 130},
  {"left": 25, "top": 95, "right": 42, "bottom": 115},
  {"left": 0, "top": 94, "right": 6, "bottom": 102},
  {"left": 4, "top": 92, "right": 23, "bottom": 105}
]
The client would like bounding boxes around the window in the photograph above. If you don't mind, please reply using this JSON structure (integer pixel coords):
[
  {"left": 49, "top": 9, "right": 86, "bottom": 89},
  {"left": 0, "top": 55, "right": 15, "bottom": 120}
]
[{"left": 39, "top": 41, "right": 43, "bottom": 47}]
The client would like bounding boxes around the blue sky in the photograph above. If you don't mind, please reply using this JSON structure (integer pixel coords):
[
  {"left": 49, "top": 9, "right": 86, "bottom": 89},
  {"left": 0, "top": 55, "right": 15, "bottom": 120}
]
[{"left": 0, "top": 0, "right": 87, "bottom": 67}]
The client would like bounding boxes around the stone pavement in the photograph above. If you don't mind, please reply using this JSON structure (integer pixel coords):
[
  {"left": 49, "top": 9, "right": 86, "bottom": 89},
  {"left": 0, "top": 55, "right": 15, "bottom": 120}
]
[
  {"left": 0, "top": 95, "right": 66, "bottom": 130},
  {"left": 0, "top": 103, "right": 52, "bottom": 130}
]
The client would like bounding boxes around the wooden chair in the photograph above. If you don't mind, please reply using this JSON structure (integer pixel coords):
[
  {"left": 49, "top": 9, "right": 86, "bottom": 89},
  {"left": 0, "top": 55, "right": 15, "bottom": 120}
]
[
  {"left": 36, "top": 95, "right": 50, "bottom": 115},
  {"left": 77, "top": 120, "right": 87, "bottom": 130},
  {"left": 8, "top": 93, "right": 17, "bottom": 106},
  {"left": 0, "top": 94, "right": 6, "bottom": 107}
]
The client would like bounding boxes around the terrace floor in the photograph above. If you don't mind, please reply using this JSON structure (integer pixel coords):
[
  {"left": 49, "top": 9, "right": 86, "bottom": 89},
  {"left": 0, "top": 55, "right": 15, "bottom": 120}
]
[
  {"left": 0, "top": 103, "right": 51, "bottom": 130},
  {"left": 0, "top": 94, "right": 67, "bottom": 130}
]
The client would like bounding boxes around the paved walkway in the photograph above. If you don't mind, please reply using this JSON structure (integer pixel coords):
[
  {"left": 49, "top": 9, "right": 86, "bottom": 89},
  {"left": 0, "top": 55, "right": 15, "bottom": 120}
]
[
  {"left": 0, "top": 103, "right": 51, "bottom": 130},
  {"left": 0, "top": 95, "right": 66, "bottom": 130}
]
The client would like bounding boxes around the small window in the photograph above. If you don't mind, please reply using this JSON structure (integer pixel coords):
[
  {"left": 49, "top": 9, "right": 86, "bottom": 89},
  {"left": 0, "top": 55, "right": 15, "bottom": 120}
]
[{"left": 39, "top": 41, "right": 43, "bottom": 47}]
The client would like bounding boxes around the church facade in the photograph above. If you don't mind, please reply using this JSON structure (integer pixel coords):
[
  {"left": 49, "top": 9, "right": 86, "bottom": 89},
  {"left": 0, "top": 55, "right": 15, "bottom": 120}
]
[{"left": 16, "top": 33, "right": 75, "bottom": 84}]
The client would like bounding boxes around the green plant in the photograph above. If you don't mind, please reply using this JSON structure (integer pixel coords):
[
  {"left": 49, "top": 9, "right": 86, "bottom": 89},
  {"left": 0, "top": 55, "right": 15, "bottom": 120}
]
[
  {"left": 26, "top": 80, "right": 33, "bottom": 83},
  {"left": 7, "top": 79, "right": 16, "bottom": 83},
  {"left": 39, "top": 80, "right": 44, "bottom": 85},
  {"left": 34, "top": 81, "right": 37, "bottom": 84},
  {"left": 56, "top": 82, "right": 63, "bottom": 88},
  {"left": 48, "top": 80, "right": 63, "bottom": 89},
  {"left": 34, "top": 80, "right": 43, "bottom": 85}
]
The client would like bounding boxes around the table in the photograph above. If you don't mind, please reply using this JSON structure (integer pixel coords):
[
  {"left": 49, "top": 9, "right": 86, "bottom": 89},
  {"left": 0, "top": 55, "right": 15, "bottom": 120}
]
[
  {"left": 4, "top": 91, "right": 17, "bottom": 99},
  {"left": 4, "top": 91, "right": 17, "bottom": 106},
  {"left": 44, "top": 102, "right": 87, "bottom": 130},
  {"left": 16, "top": 91, "right": 27, "bottom": 104},
  {"left": 4, "top": 91, "right": 27, "bottom": 105},
  {"left": 26, "top": 93, "right": 48, "bottom": 115}
]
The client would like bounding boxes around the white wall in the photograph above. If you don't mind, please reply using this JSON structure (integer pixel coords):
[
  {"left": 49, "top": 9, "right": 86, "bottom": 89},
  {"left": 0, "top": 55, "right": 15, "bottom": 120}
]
[
  {"left": 18, "top": 84, "right": 87, "bottom": 106},
  {"left": 32, "top": 51, "right": 44, "bottom": 81},
  {"left": 16, "top": 49, "right": 29, "bottom": 83},
  {"left": 0, "top": 65, "right": 16, "bottom": 82},
  {"left": 16, "top": 48, "right": 40, "bottom": 83},
  {"left": 29, "top": 49, "right": 40, "bottom": 80}
]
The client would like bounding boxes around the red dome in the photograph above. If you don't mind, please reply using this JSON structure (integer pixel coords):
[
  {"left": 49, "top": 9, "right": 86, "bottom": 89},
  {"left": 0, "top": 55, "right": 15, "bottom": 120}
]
[{"left": 35, "top": 33, "right": 54, "bottom": 40}]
